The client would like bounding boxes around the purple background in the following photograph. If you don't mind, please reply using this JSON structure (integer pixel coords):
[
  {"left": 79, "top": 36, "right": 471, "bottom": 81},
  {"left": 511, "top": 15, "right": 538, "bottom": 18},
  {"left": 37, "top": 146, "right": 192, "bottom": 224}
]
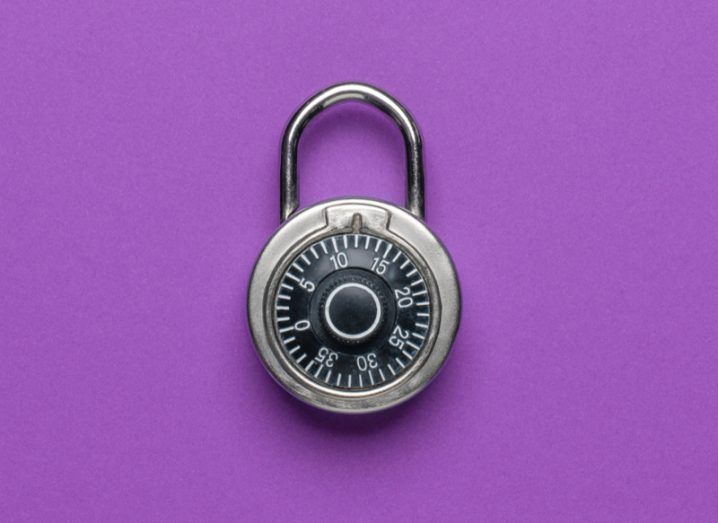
[{"left": 1, "top": 1, "right": 717, "bottom": 521}]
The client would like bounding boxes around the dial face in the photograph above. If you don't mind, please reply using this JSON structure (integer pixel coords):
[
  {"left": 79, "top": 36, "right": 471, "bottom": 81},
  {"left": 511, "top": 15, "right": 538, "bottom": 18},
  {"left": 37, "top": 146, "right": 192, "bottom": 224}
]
[{"left": 273, "top": 233, "right": 432, "bottom": 392}]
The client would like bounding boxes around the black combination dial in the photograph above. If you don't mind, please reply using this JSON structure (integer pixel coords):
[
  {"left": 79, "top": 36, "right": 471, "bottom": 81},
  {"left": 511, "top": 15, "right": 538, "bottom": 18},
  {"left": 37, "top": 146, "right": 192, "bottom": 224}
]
[{"left": 274, "top": 233, "right": 432, "bottom": 392}]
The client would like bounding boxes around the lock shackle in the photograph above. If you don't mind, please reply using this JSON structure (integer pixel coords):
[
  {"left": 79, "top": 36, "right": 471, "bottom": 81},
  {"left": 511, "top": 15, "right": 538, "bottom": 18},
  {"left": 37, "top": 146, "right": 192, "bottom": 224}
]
[{"left": 280, "top": 82, "right": 425, "bottom": 222}]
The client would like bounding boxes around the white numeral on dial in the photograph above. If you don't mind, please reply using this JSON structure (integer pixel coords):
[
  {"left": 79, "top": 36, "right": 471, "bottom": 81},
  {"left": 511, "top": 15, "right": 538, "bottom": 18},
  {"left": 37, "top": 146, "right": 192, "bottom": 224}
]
[
  {"left": 299, "top": 277, "right": 315, "bottom": 292},
  {"left": 389, "top": 326, "right": 410, "bottom": 349},
  {"left": 329, "top": 252, "right": 348, "bottom": 269},
  {"left": 315, "top": 347, "right": 338, "bottom": 367},
  {"left": 371, "top": 257, "right": 389, "bottom": 274},
  {"left": 356, "top": 353, "right": 378, "bottom": 371},
  {"left": 394, "top": 286, "right": 414, "bottom": 308},
  {"left": 294, "top": 319, "right": 311, "bottom": 331}
]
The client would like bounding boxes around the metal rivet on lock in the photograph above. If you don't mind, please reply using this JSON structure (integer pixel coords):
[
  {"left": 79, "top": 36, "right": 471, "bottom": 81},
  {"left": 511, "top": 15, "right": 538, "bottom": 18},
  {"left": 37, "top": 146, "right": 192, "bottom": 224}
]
[{"left": 248, "top": 82, "right": 461, "bottom": 413}]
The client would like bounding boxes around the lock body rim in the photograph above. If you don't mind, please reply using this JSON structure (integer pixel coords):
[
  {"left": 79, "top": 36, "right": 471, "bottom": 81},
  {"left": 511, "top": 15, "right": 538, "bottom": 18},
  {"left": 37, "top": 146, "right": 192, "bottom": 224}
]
[{"left": 248, "top": 197, "right": 461, "bottom": 414}]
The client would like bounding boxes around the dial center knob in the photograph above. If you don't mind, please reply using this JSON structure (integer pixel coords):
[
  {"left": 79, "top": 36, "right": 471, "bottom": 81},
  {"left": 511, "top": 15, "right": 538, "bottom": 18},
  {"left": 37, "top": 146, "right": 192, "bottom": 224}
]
[{"left": 323, "top": 282, "right": 382, "bottom": 343}]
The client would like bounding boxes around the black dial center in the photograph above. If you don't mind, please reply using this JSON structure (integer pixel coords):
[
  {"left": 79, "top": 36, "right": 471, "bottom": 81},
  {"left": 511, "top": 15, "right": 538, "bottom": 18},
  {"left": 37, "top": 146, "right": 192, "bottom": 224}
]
[
  {"left": 322, "top": 277, "right": 383, "bottom": 343},
  {"left": 309, "top": 268, "right": 395, "bottom": 354}
]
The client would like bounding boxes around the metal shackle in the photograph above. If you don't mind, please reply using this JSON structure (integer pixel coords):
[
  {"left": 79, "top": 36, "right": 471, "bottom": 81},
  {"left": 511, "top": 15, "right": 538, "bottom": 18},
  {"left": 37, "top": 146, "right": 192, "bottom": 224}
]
[{"left": 280, "top": 82, "right": 425, "bottom": 222}]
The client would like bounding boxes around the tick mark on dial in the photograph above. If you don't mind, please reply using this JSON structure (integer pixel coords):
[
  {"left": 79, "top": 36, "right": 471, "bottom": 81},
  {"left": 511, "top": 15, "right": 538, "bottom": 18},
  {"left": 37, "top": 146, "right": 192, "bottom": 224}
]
[{"left": 406, "top": 341, "right": 421, "bottom": 351}]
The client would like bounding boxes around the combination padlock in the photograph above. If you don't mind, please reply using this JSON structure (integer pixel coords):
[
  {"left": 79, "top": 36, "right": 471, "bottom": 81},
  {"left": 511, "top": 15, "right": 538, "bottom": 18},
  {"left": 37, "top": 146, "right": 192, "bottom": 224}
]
[{"left": 248, "top": 83, "right": 461, "bottom": 413}]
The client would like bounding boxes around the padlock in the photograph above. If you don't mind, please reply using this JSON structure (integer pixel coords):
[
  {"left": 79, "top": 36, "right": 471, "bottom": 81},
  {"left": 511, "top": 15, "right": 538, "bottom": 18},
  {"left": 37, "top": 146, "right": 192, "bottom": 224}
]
[{"left": 248, "top": 82, "right": 460, "bottom": 413}]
